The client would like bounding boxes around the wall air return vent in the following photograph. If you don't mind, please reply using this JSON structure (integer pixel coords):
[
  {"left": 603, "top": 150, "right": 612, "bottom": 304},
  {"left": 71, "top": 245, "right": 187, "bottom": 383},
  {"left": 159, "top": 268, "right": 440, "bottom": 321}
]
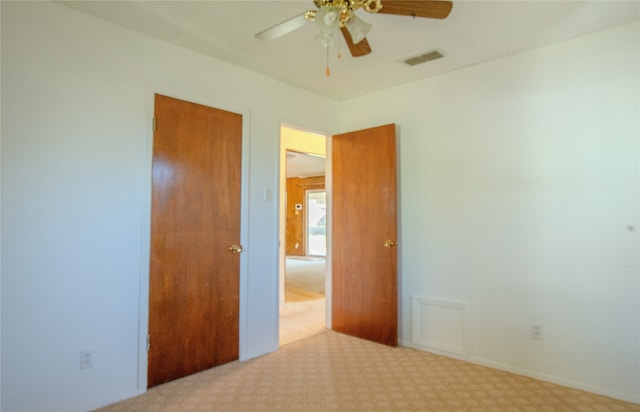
[{"left": 404, "top": 50, "right": 444, "bottom": 66}]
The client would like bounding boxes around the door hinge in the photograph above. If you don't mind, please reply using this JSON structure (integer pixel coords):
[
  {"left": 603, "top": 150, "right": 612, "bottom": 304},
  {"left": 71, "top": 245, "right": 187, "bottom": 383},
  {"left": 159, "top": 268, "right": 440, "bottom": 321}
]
[
  {"left": 152, "top": 117, "right": 157, "bottom": 132},
  {"left": 146, "top": 334, "right": 151, "bottom": 351}
]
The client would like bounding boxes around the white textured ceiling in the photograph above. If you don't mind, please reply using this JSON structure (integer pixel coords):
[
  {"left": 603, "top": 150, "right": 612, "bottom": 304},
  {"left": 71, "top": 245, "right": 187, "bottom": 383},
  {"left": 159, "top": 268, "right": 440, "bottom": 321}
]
[
  {"left": 59, "top": 1, "right": 639, "bottom": 101},
  {"left": 286, "top": 151, "right": 326, "bottom": 178}
]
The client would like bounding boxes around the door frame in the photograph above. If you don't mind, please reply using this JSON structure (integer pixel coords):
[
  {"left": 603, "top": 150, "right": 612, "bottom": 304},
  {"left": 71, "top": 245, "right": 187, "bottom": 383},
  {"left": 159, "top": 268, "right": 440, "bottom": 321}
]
[
  {"left": 278, "top": 124, "right": 332, "bottom": 329},
  {"left": 137, "top": 86, "right": 251, "bottom": 392},
  {"left": 278, "top": 123, "right": 400, "bottom": 345}
]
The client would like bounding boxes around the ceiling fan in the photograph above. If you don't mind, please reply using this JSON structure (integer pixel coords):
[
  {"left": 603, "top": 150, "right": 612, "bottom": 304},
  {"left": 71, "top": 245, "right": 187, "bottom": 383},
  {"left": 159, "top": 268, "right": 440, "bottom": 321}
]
[{"left": 255, "top": 0, "right": 453, "bottom": 58}]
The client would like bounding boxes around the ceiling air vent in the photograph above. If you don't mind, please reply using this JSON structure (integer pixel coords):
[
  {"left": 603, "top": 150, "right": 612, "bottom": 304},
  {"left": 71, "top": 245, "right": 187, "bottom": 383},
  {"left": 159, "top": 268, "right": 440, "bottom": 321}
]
[{"left": 404, "top": 50, "right": 444, "bottom": 66}]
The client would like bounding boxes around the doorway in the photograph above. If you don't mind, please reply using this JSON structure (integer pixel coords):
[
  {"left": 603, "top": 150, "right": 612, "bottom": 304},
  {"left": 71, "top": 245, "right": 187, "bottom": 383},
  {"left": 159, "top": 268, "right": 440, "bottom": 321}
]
[
  {"left": 279, "top": 126, "right": 328, "bottom": 345},
  {"left": 277, "top": 123, "right": 399, "bottom": 348}
]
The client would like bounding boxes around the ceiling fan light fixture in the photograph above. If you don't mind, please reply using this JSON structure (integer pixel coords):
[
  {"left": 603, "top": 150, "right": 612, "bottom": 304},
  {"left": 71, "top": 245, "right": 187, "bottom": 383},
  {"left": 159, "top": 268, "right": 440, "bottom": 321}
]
[
  {"left": 324, "top": 9, "right": 339, "bottom": 25},
  {"left": 345, "top": 15, "right": 372, "bottom": 44},
  {"left": 256, "top": 0, "right": 453, "bottom": 61},
  {"left": 315, "top": 29, "right": 338, "bottom": 48},
  {"left": 316, "top": 6, "right": 340, "bottom": 31}
]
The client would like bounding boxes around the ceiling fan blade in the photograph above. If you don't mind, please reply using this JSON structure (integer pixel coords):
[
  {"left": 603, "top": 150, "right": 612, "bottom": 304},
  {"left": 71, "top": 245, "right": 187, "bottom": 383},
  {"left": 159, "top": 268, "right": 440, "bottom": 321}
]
[
  {"left": 255, "top": 13, "right": 309, "bottom": 40},
  {"left": 340, "top": 27, "right": 372, "bottom": 57},
  {"left": 377, "top": 0, "right": 453, "bottom": 19}
]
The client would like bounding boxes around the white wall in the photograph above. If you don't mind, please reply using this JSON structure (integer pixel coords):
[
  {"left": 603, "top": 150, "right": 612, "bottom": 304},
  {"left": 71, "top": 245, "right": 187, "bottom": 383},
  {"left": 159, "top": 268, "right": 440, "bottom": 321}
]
[
  {"left": 337, "top": 21, "right": 639, "bottom": 402},
  {"left": 0, "top": 2, "right": 337, "bottom": 411},
  {"left": 2, "top": 1, "right": 638, "bottom": 410}
]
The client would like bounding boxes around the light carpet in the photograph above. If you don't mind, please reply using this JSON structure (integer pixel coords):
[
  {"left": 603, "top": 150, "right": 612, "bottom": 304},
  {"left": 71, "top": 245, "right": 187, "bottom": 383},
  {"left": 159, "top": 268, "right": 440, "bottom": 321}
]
[
  {"left": 280, "top": 256, "right": 326, "bottom": 345},
  {"left": 285, "top": 257, "right": 326, "bottom": 297},
  {"left": 96, "top": 331, "right": 639, "bottom": 411},
  {"left": 279, "top": 299, "right": 326, "bottom": 346}
]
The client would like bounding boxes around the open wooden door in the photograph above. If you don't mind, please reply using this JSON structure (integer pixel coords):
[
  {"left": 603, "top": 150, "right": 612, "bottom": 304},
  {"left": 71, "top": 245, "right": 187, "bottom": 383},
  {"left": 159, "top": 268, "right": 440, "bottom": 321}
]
[
  {"left": 332, "top": 123, "right": 398, "bottom": 346},
  {"left": 148, "top": 94, "right": 243, "bottom": 387}
]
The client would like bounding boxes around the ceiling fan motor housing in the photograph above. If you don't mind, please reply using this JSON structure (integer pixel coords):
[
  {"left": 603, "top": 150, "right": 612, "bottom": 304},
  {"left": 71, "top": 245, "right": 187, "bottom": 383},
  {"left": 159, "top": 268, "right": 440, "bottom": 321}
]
[
  {"left": 313, "top": 0, "right": 384, "bottom": 26},
  {"left": 363, "top": 0, "right": 383, "bottom": 13}
]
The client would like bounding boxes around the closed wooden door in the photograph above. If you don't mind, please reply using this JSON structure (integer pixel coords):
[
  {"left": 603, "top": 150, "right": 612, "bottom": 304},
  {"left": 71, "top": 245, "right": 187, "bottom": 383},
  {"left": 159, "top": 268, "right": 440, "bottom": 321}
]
[
  {"left": 148, "top": 94, "right": 242, "bottom": 387},
  {"left": 332, "top": 123, "right": 398, "bottom": 346}
]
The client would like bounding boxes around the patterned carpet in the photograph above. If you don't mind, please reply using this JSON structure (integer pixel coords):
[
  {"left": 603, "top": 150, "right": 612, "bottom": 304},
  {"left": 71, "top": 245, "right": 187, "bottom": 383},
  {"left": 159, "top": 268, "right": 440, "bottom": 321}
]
[{"left": 96, "top": 331, "right": 639, "bottom": 411}]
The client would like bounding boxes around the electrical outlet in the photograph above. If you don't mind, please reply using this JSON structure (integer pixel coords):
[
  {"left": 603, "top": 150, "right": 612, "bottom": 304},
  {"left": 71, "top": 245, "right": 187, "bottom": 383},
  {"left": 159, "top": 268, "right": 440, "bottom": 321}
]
[
  {"left": 531, "top": 323, "right": 543, "bottom": 340},
  {"left": 80, "top": 351, "right": 94, "bottom": 369}
]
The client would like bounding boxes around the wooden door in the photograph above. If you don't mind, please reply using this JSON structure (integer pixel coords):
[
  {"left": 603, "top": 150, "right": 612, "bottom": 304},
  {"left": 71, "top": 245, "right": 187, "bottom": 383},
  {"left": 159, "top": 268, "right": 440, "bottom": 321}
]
[
  {"left": 148, "top": 94, "right": 242, "bottom": 387},
  {"left": 332, "top": 123, "right": 398, "bottom": 346}
]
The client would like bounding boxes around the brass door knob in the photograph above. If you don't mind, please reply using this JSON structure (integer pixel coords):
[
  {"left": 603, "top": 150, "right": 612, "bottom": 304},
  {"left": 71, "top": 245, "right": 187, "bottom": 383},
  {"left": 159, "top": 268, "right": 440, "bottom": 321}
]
[
  {"left": 228, "top": 244, "right": 243, "bottom": 254},
  {"left": 383, "top": 240, "right": 396, "bottom": 248}
]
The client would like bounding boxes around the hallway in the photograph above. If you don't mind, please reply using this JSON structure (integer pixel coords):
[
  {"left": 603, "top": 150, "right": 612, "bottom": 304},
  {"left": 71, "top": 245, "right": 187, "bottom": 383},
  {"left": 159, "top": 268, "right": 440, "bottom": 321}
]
[{"left": 280, "top": 257, "right": 326, "bottom": 345}]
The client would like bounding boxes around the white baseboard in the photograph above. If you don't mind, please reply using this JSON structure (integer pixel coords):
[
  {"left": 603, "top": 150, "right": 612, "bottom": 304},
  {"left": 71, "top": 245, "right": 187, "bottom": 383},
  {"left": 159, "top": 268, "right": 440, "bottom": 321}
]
[
  {"left": 67, "top": 388, "right": 144, "bottom": 412},
  {"left": 399, "top": 338, "right": 639, "bottom": 405}
]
